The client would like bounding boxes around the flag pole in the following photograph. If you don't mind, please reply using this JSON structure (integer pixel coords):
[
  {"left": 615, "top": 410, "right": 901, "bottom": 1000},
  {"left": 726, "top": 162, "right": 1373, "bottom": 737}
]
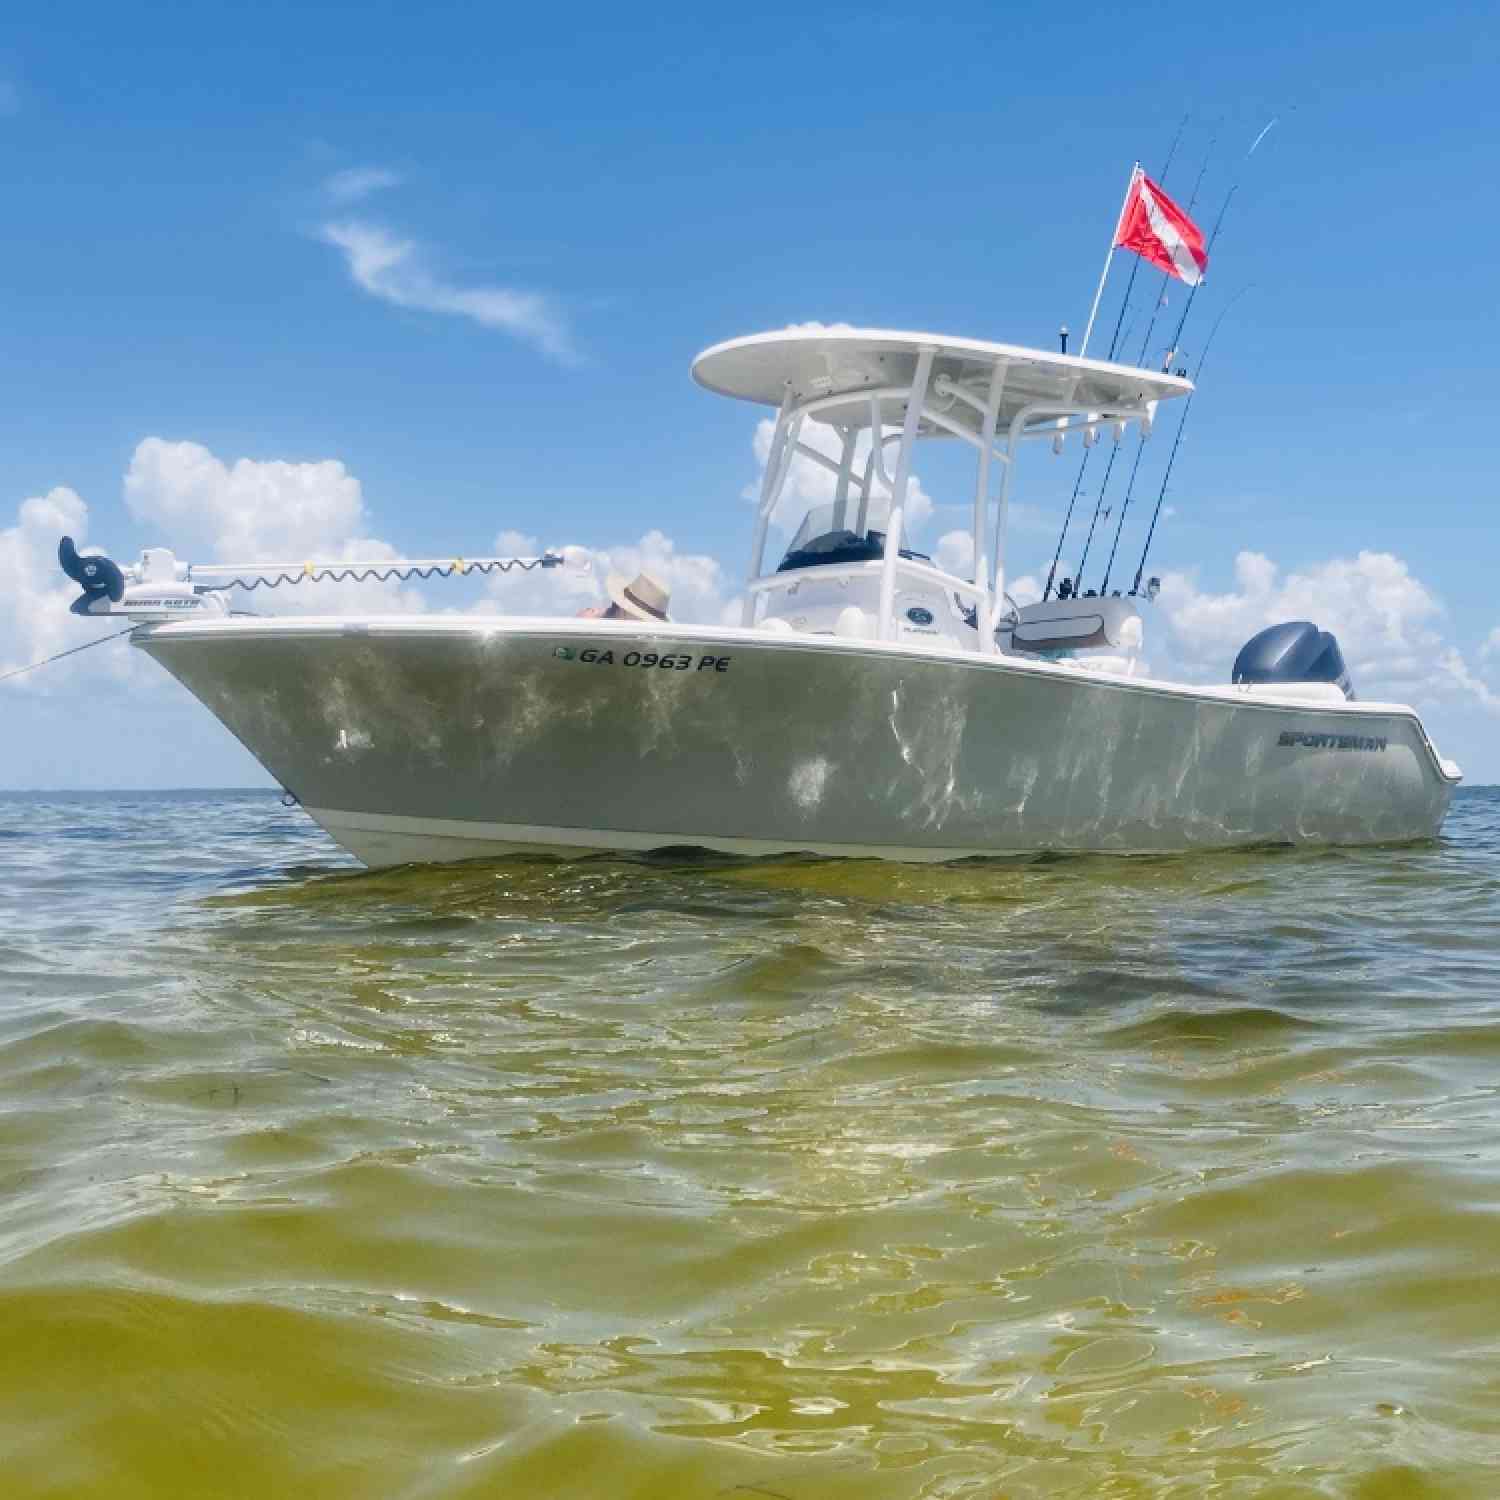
[{"left": 1078, "top": 162, "right": 1140, "bottom": 361}]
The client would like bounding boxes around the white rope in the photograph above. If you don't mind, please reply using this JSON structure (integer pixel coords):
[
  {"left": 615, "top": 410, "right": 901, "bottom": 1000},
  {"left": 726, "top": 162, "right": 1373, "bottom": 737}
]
[{"left": 0, "top": 625, "right": 138, "bottom": 685}]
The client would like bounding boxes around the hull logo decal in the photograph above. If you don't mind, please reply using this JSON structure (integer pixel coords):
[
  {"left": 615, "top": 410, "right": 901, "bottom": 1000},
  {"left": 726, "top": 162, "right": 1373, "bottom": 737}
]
[{"left": 1277, "top": 730, "right": 1387, "bottom": 752}]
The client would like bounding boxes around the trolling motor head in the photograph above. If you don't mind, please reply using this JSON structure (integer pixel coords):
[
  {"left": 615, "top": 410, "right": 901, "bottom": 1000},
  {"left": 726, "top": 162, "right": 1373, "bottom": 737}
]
[
  {"left": 58, "top": 536, "right": 126, "bottom": 615},
  {"left": 57, "top": 537, "right": 226, "bottom": 621}
]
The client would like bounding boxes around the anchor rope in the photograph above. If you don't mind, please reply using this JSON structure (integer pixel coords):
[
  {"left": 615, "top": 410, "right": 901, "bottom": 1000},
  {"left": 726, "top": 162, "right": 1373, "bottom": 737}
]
[{"left": 0, "top": 625, "right": 139, "bottom": 685}]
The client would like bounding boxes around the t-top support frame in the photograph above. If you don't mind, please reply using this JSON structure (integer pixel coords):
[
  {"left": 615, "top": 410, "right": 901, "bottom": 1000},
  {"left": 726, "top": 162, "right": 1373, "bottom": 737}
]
[{"left": 743, "top": 357, "right": 1157, "bottom": 650}]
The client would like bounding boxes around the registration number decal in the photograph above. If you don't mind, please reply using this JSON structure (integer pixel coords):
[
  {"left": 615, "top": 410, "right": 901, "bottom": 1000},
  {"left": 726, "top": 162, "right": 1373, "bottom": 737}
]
[{"left": 555, "top": 646, "right": 730, "bottom": 672}]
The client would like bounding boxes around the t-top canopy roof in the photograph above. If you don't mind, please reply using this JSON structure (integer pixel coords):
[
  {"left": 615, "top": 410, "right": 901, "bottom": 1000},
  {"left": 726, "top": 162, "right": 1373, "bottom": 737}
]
[{"left": 692, "top": 326, "right": 1192, "bottom": 436}]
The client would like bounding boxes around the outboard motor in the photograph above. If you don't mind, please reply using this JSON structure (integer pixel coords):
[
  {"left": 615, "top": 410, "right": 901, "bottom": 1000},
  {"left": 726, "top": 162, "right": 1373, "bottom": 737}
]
[{"left": 1232, "top": 621, "right": 1354, "bottom": 699}]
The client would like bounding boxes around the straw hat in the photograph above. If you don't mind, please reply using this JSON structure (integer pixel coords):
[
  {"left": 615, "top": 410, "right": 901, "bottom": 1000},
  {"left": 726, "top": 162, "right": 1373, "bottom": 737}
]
[{"left": 605, "top": 571, "right": 670, "bottom": 622}]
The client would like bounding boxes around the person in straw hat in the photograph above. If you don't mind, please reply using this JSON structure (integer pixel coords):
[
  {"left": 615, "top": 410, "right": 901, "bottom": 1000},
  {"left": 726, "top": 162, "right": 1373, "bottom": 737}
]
[{"left": 577, "top": 570, "right": 671, "bottom": 622}]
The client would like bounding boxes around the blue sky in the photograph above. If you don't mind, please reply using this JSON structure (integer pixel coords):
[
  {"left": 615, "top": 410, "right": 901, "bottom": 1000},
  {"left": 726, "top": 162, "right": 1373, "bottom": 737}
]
[{"left": 3, "top": 0, "right": 1498, "bottom": 786}]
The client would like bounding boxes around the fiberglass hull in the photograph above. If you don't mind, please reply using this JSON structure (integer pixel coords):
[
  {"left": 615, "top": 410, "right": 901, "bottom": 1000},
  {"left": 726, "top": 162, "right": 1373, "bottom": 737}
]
[{"left": 139, "top": 618, "right": 1457, "bottom": 867}]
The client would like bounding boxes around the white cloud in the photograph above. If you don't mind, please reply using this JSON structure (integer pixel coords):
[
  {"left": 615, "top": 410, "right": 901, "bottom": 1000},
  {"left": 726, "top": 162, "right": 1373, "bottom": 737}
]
[
  {"left": 1482, "top": 627, "right": 1500, "bottom": 663},
  {"left": 1433, "top": 647, "right": 1500, "bottom": 713},
  {"left": 126, "top": 438, "right": 365, "bottom": 559},
  {"left": 1008, "top": 572, "right": 1045, "bottom": 607},
  {"left": 0, "top": 488, "right": 151, "bottom": 696},
  {"left": 124, "top": 439, "right": 420, "bottom": 614},
  {"left": 320, "top": 220, "right": 574, "bottom": 363},
  {"left": 935, "top": 529, "right": 973, "bottom": 578},
  {"left": 1156, "top": 549, "right": 1500, "bottom": 712},
  {"left": 471, "top": 530, "right": 597, "bottom": 617},
  {"left": 1006, "top": 500, "right": 1065, "bottom": 538},
  {"left": 323, "top": 166, "right": 402, "bottom": 204},
  {"left": 747, "top": 416, "right": 934, "bottom": 537},
  {"left": 478, "top": 527, "right": 734, "bottom": 626},
  {"left": 781, "top": 320, "right": 857, "bottom": 335}
]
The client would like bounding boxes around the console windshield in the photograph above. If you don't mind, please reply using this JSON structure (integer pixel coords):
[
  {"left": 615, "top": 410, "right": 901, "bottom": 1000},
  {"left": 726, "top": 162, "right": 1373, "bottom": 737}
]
[{"left": 777, "top": 503, "right": 931, "bottom": 573}]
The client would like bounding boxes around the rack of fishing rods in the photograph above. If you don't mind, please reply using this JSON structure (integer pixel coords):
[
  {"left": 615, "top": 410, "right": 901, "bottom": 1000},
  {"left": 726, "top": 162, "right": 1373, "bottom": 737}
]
[{"left": 1042, "top": 115, "right": 1275, "bottom": 605}]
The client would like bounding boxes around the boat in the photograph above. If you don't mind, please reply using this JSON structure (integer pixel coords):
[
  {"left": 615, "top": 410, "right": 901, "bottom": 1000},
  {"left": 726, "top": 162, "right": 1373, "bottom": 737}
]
[{"left": 57, "top": 326, "right": 1460, "bottom": 866}]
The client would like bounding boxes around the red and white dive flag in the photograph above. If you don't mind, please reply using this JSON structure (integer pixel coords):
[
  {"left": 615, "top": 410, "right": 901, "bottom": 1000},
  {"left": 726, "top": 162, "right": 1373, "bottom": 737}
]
[{"left": 1117, "top": 170, "right": 1208, "bottom": 286}]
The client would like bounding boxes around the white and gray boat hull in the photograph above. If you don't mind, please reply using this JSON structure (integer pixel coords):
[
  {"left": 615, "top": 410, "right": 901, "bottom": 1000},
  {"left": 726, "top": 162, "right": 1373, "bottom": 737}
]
[{"left": 139, "top": 619, "right": 1458, "bottom": 867}]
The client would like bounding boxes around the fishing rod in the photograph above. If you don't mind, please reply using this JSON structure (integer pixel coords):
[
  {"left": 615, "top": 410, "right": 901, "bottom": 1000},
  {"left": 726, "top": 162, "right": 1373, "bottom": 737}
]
[
  {"left": 1131, "top": 126, "right": 1217, "bottom": 369},
  {"left": 1043, "top": 115, "right": 1189, "bottom": 603},
  {"left": 1163, "top": 115, "right": 1278, "bottom": 372},
  {"left": 1072, "top": 440, "right": 1120, "bottom": 589},
  {"left": 1092, "top": 132, "right": 1218, "bottom": 594},
  {"left": 1129, "top": 285, "right": 1254, "bottom": 595},
  {"left": 1074, "top": 127, "right": 1215, "bottom": 597},
  {"left": 1041, "top": 448, "right": 1095, "bottom": 603},
  {"left": 1096, "top": 115, "right": 1278, "bottom": 594},
  {"left": 1099, "top": 416, "right": 1157, "bottom": 595}
]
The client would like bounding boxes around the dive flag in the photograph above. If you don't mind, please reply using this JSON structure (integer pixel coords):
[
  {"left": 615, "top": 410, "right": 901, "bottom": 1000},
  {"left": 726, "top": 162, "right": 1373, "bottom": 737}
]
[{"left": 1117, "top": 171, "right": 1208, "bottom": 286}]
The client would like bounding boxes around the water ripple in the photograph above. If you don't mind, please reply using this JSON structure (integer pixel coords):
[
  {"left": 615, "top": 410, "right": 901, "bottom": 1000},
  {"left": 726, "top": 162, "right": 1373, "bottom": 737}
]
[{"left": 0, "top": 788, "right": 1497, "bottom": 1496}]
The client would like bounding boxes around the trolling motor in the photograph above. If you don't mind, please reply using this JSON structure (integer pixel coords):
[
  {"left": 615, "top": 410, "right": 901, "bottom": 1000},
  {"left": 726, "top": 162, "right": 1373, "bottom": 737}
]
[{"left": 57, "top": 535, "right": 571, "bottom": 623}]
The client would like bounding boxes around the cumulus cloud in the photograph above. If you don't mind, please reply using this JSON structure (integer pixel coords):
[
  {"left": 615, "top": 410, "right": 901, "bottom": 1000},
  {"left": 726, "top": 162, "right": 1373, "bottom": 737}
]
[
  {"left": 0, "top": 488, "right": 150, "bottom": 695},
  {"left": 320, "top": 220, "right": 574, "bottom": 363},
  {"left": 126, "top": 438, "right": 365, "bottom": 559},
  {"left": 1007, "top": 499, "right": 1069, "bottom": 538},
  {"left": 1007, "top": 571, "right": 1047, "bottom": 607},
  {"left": 933, "top": 525, "right": 1061, "bottom": 600},
  {"left": 934, "top": 528, "right": 973, "bottom": 578},
  {"left": 746, "top": 415, "right": 935, "bottom": 538},
  {"left": 1433, "top": 647, "right": 1500, "bottom": 713},
  {"left": 1156, "top": 549, "right": 1500, "bottom": 711},
  {"left": 478, "top": 527, "right": 735, "bottom": 625},
  {"left": 124, "top": 438, "right": 421, "bottom": 614},
  {"left": 323, "top": 166, "right": 402, "bottom": 204}
]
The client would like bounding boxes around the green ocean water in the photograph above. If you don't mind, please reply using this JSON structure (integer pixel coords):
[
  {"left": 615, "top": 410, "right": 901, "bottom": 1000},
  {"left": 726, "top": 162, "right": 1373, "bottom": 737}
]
[{"left": 1, "top": 788, "right": 1498, "bottom": 1498}]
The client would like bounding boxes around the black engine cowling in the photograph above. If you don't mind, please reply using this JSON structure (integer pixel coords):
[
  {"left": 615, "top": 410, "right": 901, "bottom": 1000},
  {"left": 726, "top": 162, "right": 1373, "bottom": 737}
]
[{"left": 1232, "top": 621, "right": 1353, "bottom": 699}]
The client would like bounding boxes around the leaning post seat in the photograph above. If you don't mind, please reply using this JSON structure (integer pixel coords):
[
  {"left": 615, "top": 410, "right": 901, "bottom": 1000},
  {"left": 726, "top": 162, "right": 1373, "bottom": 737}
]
[{"left": 999, "top": 595, "right": 1145, "bottom": 659}]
